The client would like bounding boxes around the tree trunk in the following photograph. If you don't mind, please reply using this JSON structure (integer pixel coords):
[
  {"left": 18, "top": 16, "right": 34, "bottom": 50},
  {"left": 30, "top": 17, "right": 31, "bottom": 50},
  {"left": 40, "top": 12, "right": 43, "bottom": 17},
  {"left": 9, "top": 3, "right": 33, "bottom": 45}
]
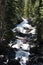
[
  {"left": 0, "top": 0, "right": 5, "bottom": 44},
  {"left": 37, "top": 0, "right": 42, "bottom": 41}
]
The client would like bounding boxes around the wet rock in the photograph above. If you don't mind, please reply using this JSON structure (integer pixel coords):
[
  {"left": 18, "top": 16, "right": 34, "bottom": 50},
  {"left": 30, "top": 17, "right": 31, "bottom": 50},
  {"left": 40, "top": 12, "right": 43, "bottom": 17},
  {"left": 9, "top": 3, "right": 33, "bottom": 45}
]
[{"left": 8, "top": 59, "right": 21, "bottom": 65}]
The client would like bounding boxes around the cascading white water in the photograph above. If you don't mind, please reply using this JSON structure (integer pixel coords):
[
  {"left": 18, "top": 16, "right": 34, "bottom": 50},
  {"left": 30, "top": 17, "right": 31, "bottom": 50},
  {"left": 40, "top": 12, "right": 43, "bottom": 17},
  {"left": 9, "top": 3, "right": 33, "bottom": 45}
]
[{"left": 9, "top": 18, "right": 36, "bottom": 65}]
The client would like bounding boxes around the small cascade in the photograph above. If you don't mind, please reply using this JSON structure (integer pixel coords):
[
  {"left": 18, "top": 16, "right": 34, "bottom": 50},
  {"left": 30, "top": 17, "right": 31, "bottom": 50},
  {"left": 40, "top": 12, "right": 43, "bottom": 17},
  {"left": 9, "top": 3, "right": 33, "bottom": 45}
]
[{"left": 9, "top": 18, "right": 37, "bottom": 65}]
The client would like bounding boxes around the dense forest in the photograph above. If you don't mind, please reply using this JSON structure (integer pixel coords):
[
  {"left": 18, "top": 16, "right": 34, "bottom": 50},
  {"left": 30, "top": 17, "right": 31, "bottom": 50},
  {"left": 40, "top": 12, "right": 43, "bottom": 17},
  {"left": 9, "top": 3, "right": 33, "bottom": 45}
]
[{"left": 0, "top": 0, "right": 43, "bottom": 65}]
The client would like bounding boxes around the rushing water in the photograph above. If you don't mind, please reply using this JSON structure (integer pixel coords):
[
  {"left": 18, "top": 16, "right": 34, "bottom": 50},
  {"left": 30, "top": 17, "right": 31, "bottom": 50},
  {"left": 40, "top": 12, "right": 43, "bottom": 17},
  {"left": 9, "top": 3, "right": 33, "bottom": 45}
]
[{"left": 9, "top": 18, "right": 36, "bottom": 65}]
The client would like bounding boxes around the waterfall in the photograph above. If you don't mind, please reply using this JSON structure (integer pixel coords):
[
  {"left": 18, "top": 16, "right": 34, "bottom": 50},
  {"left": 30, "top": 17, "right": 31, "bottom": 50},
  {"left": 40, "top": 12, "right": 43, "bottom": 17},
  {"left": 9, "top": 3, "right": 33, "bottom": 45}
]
[{"left": 9, "top": 18, "right": 36, "bottom": 65}]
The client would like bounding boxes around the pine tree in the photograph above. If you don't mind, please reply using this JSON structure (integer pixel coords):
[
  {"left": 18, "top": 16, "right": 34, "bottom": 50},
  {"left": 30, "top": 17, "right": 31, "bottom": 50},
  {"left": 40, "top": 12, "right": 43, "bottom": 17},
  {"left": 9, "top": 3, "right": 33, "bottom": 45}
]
[
  {"left": 3, "top": 0, "right": 17, "bottom": 43},
  {"left": 26, "top": 0, "right": 43, "bottom": 65},
  {"left": 37, "top": 0, "right": 43, "bottom": 41},
  {"left": 26, "top": 0, "right": 30, "bottom": 18},
  {"left": 0, "top": 0, "right": 17, "bottom": 62},
  {"left": 16, "top": 0, "right": 25, "bottom": 16}
]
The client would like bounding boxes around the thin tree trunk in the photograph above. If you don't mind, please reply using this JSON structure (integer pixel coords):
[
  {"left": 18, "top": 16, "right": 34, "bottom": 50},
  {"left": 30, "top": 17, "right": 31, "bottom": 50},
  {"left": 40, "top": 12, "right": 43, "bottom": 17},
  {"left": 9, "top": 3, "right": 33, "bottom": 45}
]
[
  {"left": 37, "top": 0, "right": 42, "bottom": 41},
  {"left": 0, "top": 0, "right": 5, "bottom": 44}
]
